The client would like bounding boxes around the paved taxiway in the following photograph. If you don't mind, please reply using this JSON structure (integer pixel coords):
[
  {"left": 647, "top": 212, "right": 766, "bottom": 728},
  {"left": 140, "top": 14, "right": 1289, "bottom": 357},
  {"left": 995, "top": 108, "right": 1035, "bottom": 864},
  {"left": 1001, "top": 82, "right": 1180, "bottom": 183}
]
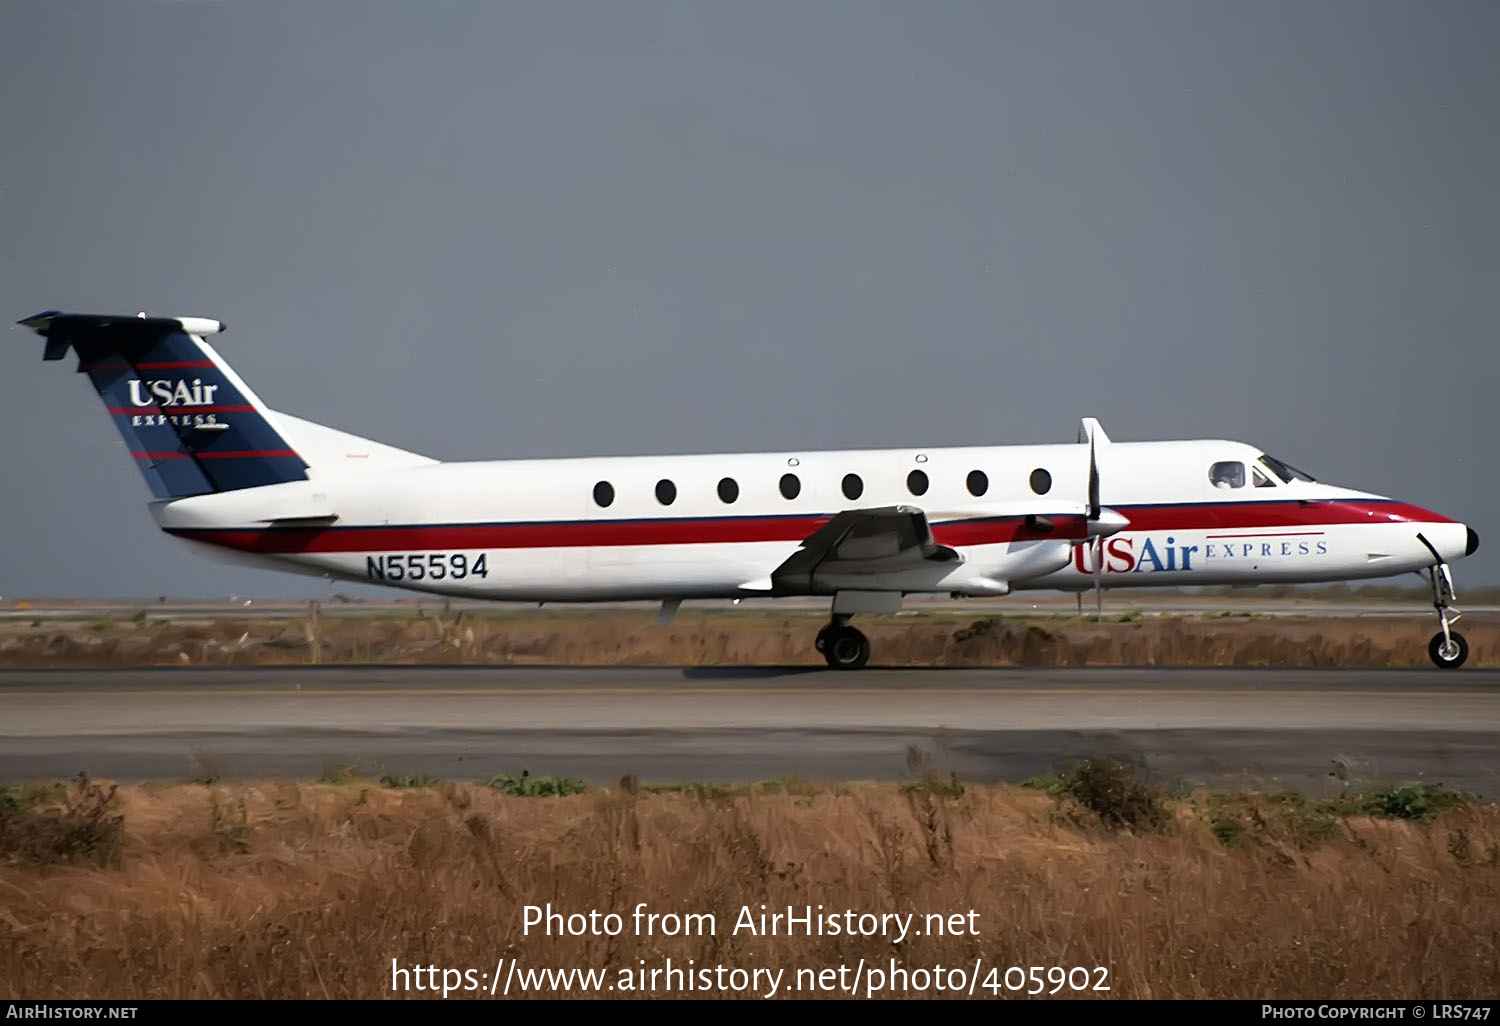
[{"left": 0, "top": 667, "right": 1495, "bottom": 793}]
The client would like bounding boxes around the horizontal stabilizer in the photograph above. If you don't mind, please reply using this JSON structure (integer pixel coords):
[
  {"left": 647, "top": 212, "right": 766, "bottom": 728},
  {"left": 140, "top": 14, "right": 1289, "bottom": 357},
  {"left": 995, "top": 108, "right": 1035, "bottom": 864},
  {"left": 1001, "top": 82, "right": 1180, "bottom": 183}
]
[{"left": 20, "top": 310, "right": 227, "bottom": 362}]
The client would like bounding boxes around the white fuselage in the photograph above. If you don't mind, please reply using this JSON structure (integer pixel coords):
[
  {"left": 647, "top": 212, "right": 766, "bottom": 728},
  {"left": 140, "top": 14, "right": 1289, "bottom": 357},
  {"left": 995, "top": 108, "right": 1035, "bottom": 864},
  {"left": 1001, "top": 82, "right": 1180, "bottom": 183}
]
[{"left": 151, "top": 437, "right": 1473, "bottom": 602}]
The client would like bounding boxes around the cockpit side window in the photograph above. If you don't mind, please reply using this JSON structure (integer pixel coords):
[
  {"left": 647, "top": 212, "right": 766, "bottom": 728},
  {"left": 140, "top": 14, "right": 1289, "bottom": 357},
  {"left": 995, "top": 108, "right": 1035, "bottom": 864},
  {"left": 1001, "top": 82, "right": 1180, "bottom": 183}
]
[
  {"left": 1252, "top": 466, "right": 1275, "bottom": 488},
  {"left": 1258, "top": 454, "right": 1316, "bottom": 483},
  {"left": 1209, "top": 461, "right": 1245, "bottom": 489}
]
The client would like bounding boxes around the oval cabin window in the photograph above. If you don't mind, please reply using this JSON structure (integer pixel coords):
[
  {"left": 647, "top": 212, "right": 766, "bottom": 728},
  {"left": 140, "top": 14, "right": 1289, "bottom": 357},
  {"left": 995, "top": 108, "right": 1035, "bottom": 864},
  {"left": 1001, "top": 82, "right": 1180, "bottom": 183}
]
[
  {"left": 655, "top": 479, "right": 677, "bottom": 505},
  {"left": 967, "top": 470, "right": 988, "bottom": 496},
  {"left": 717, "top": 477, "right": 739, "bottom": 503},
  {"left": 1209, "top": 462, "right": 1245, "bottom": 489},
  {"left": 593, "top": 481, "right": 614, "bottom": 508},
  {"left": 842, "top": 473, "right": 863, "bottom": 500},
  {"left": 907, "top": 469, "right": 928, "bottom": 496},
  {"left": 1029, "top": 468, "right": 1051, "bottom": 495},
  {"left": 779, "top": 473, "right": 801, "bottom": 500}
]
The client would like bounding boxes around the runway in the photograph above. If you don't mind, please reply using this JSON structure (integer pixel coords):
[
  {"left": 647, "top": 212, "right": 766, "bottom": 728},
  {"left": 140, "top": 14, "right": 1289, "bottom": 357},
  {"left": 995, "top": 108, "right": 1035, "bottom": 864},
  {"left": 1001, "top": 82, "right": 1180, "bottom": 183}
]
[{"left": 1, "top": 667, "right": 1496, "bottom": 793}]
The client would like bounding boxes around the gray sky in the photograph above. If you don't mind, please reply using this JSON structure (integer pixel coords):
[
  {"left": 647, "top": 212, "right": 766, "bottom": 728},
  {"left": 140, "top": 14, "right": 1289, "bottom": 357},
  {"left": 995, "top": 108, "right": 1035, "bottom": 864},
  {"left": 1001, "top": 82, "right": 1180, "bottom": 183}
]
[{"left": 2, "top": 1, "right": 1497, "bottom": 598}]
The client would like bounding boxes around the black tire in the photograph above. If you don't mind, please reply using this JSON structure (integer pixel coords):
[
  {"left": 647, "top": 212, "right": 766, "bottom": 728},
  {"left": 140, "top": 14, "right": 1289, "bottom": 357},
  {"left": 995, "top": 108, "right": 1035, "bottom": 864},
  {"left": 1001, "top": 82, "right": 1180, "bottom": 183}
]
[
  {"left": 1428, "top": 631, "right": 1469, "bottom": 669},
  {"left": 825, "top": 626, "right": 870, "bottom": 670}
]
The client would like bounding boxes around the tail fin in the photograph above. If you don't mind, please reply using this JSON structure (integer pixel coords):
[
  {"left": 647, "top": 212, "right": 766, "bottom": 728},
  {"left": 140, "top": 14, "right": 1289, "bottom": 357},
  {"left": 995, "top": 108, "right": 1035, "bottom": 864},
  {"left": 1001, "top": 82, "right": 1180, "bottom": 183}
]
[{"left": 20, "top": 310, "right": 314, "bottom": 499}]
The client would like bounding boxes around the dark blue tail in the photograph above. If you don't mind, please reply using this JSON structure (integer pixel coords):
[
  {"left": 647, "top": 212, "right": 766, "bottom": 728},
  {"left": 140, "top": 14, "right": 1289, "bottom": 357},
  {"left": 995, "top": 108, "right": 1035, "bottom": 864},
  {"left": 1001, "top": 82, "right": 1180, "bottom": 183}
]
[{"left": 20, "top": 311, "right": 309, "bottom": 499}]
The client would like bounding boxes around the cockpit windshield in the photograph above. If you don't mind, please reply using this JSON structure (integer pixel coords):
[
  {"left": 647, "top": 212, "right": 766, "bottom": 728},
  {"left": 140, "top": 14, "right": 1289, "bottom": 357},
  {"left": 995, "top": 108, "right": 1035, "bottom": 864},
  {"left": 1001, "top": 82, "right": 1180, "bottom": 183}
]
[{"left": 1258, "top": 454, "right": 1316, "bottom": 484}]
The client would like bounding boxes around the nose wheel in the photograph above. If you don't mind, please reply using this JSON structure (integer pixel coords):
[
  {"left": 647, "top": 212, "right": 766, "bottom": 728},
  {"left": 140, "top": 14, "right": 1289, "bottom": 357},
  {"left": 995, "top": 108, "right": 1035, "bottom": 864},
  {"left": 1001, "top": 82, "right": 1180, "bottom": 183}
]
[
  {"left": 1429, "top": 630, "right": 1469, "bottom": 669},
  {"left": 1421, "top": 549, "right": 1468, "bottom": 669},
  {"left": 815, "top": 618, "right": 871, "bottom": 670}
]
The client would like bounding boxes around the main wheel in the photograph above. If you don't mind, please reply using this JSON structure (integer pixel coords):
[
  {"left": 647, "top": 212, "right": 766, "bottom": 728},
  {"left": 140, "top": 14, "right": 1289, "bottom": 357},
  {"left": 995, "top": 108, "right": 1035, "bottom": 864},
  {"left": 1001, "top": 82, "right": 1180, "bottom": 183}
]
[
  {"left": 814, "top": 625, "right": 833, "bottom": 654},
  {"left": 1428, "top": 630, "right": 1469, "bottom": 669},
  {"left": 823, "top": 626, "right": 870, "bottom": 670}
]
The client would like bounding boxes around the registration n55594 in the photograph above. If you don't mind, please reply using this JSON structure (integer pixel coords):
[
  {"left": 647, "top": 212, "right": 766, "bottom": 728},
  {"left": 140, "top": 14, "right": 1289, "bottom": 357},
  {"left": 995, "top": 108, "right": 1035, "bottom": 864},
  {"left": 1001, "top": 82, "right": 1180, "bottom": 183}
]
[{"left": 366, "top": 553, "right": 488, "bottom": 581}]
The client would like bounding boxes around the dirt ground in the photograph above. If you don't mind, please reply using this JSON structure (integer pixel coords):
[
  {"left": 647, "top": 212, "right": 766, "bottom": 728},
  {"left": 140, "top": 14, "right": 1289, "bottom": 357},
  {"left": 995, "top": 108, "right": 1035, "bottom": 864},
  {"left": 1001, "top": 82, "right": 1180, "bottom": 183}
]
[
  {"left": 2, "top": 776, "right": 1495, "bottom": 999},
  {"left": 0, "top": 606, "right": 1494, "bottom": 668}
]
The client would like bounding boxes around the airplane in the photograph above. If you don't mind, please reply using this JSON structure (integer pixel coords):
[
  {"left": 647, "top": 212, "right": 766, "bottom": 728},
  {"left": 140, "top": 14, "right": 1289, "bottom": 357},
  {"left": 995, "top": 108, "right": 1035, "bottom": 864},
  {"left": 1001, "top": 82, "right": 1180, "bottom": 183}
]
[{"left": 16, "top": 310, "right": 1481, "bottom": 669}]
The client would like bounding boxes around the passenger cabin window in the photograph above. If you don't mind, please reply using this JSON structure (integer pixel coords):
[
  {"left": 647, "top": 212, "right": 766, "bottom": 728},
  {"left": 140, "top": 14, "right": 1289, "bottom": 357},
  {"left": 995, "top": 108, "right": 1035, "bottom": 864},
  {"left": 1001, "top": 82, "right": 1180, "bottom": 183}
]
[
  {"left": 717, "top": 477, "right": 738, "bottom": 503},
  {"left": 966, "top": 470, "right": 988, "bottom": 497},
  {"left": 1029, "top": 468, "right": 1051, "bottom": 495},
  {"left": 1252, "top": 467, "right": 1275, "bottom": 488},
  {"left": 779, "top": 473, "right": 800, "bottom": 500},
  {"left": 907, "top": 469, "right": 928, "bottom": 496},
  {"left": 842, "top": 473, "right": 863, "bottom": 500},
  {"left": 593, "top": 481, "right": 614, "bottom": 508},
  {"left": 655, "top": 479, "right": 676, "bottom": 505},
  {"left": 1209, "top": 461, "right": 1245, "bottom": 489}
]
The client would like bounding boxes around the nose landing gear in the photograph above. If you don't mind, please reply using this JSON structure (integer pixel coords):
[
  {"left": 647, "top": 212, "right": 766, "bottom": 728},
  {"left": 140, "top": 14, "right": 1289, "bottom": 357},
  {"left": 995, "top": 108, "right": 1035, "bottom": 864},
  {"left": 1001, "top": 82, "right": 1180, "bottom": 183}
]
[{"left": 1420, "top": 543, "right": 1467, "bottom": 669}]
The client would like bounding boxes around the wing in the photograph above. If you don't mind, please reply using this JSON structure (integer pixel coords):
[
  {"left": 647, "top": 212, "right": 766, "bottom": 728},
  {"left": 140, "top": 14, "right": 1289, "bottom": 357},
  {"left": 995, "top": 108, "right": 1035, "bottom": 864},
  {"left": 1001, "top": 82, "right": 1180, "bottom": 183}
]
[
  {"left": 765, "top": 502, "right": 1096, "bottom": 597},
  {"left": 769, "top": 505, "right": 958, "bottom": 593}
]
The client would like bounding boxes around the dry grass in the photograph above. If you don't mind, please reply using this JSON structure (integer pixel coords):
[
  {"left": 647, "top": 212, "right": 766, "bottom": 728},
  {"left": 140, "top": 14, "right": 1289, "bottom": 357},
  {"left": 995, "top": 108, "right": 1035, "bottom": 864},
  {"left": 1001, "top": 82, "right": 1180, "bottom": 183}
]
[
  {"left": 2, "top": 771, "right": 1497, "bottom": 999},
  {"left": 2, "top": 609, "right": 1496, "bottom": 668}
]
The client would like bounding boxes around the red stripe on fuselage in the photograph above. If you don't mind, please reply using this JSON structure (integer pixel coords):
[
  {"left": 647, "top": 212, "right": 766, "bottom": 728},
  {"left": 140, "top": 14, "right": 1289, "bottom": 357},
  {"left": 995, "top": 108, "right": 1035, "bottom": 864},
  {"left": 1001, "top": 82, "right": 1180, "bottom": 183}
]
[
  {"left": 169, "top": 513, "right": 1090, "bottom": 554},
  {"left": 164, "top": 500, "right": 1447, "bottom": 556},
  {"left": 172, "top": 517, "right": 837, "bottom": 553},
  {"left": 1116, "top": 500, "right": 1449, "bottom": 530}
]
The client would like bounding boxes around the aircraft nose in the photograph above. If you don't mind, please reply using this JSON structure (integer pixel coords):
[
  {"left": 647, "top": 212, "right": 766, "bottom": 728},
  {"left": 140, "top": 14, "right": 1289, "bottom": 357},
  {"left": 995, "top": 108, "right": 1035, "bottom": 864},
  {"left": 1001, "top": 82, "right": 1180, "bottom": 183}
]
[{"left": 1467, "top": 526, "right": 1480, "bottom": 557}]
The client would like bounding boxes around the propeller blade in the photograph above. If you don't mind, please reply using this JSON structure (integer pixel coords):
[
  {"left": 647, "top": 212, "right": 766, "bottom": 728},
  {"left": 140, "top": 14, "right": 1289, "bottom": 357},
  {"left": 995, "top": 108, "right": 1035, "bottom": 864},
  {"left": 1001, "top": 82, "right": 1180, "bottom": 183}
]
[
  {"left": 1087, "top": 434, "right": 1100, "bottom": 521},
  {"left": 1083, "top": 418, "right": 1103, "bottom": 619},
  {"left": 1093, "top": 536, "right": 1104, "bottom": 620}
]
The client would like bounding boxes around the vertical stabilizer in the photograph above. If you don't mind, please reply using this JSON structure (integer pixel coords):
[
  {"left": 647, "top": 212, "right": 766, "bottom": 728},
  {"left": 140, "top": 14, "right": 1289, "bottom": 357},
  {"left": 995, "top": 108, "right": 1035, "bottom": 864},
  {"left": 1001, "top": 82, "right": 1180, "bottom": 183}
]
[{"left": 19, "top": 311, "right": 309, "bottom": 498}]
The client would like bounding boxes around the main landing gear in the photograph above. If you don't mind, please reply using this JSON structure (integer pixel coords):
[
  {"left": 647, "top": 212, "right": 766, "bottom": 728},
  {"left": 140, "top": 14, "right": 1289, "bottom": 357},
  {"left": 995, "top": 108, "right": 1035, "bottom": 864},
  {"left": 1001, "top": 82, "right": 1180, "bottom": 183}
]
[
  {"left": 1424, "top": 554, "right": 1468, "bottom": 669},
  {"left": 815, "top": 615, "right": 870, "bottom": 670}
]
